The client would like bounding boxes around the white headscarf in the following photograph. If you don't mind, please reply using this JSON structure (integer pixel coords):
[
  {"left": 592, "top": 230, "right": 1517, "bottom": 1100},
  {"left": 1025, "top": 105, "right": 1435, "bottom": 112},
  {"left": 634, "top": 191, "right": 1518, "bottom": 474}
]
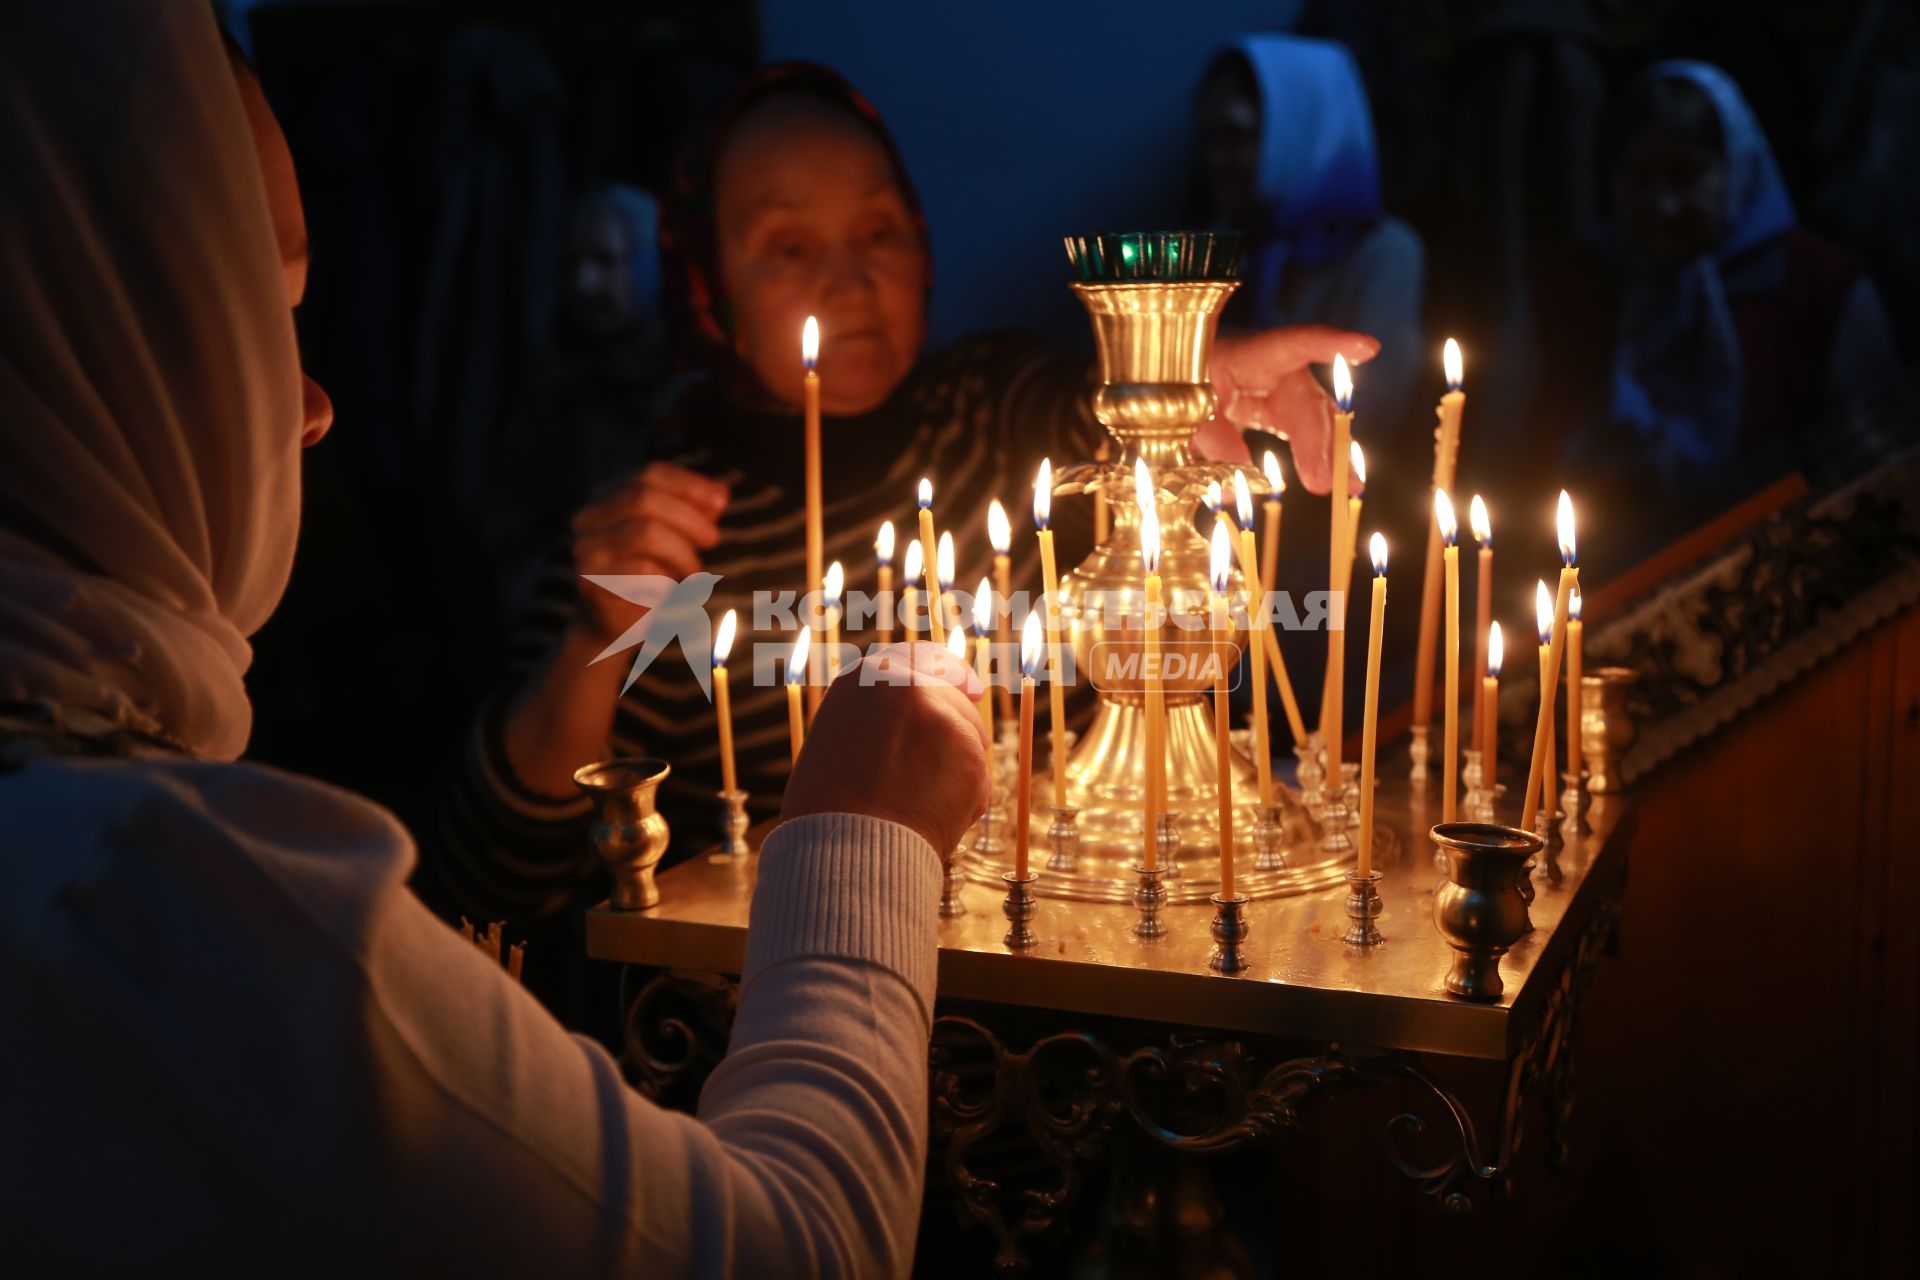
[{"left": 0, "top": 0, "right": 304, "bottom": 759}]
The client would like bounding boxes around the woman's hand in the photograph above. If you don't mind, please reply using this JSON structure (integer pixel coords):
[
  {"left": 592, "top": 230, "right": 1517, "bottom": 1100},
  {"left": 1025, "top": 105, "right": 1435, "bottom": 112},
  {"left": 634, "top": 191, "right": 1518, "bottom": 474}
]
[
  {"left": 569, "top": 462, "right": 729, "bottom": 644},
  {"left": 1198, "top": 326, "right": 1379, "bottom": 493}
]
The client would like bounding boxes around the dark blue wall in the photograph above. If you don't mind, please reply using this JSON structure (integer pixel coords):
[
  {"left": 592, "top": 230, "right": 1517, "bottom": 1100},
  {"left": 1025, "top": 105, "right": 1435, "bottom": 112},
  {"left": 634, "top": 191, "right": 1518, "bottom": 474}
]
[{"left": 763, "top": 0, "right": 1302, "bottom": 346}]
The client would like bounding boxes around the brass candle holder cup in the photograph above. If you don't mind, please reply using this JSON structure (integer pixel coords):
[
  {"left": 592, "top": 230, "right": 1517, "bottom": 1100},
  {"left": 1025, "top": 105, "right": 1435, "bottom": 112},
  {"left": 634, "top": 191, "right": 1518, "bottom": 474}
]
[
  {"left": 1046, "top": 804, "right": 1082, "bottom": 873},
  {"left": 1320, "top": 783, "right": 1355, "bottom": 856},
  {"left": 1209, "top": 893, "right": 1251, "bottom": 972},
  {"left": 1581, "top": 667, "right": 1639, "bottom": 794},
  {"left": 1342, "top": 869, "right": 1384, "bottom": 946},
  {"left": 574, "top": 758, "right": 672, "bottom": 911},
  {"left": 1430, "top": 821, "right": 1542, "bottom": 1001},
  {"left": 1001, "top": 872, "right": 1039, "bottom": 949},
  {"left": 1132, "top": 863, "right": 1168, "bottom": 938},
  {"left": 715, "top": 789, "right": 750, "bottom": 862},
  {"left": 1251, "top": 801, "right": 1287, "bottom": 872}
]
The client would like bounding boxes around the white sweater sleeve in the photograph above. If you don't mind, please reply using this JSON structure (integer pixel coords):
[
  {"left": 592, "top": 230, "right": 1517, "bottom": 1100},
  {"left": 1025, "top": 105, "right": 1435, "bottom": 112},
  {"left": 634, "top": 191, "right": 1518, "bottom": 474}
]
[{"left": 0, "top": 761, "right": 941, "bottom": 1278}]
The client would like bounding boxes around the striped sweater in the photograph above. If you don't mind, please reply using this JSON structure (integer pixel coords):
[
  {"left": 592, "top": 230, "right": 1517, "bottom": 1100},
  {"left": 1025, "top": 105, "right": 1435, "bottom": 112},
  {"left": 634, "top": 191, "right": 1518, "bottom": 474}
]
[{"left": 430, "top": 333, "right": 1104, "bottom": 922}]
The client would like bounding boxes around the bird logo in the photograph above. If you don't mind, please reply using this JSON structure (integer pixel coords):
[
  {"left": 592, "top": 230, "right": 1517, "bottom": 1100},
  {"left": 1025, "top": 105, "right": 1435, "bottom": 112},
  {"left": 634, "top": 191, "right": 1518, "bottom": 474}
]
[{"left": 580, "top": 572, "right": 725, "bottom": 698}]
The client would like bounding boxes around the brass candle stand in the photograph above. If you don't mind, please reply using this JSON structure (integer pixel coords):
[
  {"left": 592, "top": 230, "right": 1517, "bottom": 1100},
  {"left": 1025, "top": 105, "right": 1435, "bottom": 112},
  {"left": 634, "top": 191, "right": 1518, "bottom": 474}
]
[
  {"left": 1045, "top": 803, "right": 1082, "bottom": 873},
  {"left": 574, "top": 758, "right": 672, "bottom": 911},
  {"left": 1001, "top": 872, "right": 1039, "bottom": 949},
  {"left": 1208, "top": 893, "right": 1251, "bottom": 972}
]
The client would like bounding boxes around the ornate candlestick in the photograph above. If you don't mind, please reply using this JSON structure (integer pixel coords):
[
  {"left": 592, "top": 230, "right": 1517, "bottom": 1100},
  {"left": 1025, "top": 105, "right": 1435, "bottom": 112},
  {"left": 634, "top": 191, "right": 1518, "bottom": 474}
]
[
  {"left": 1251, "top": 802, "right": 1286, "bottom": 872},
  {"left": 1132, "top": 863, "right": 1168, "bottom": 938},
  {"left": 1582, "top": 667, "right": 1639, "bottom": 794},
  {"left": 1208, "top": 893, "right": 1251, "bottom": 972},
  {"left": 1319, "top": 781, "right": 1354, "bottom": 855},
  {"left": 1342, "top": 869, "right": 1384, "bottom": 945},
  {"left": 1001, "top": 872, "right": 1039, "bottom": 949},
  {"left": 574, "top": 759, "right": 672, "bottom": 911},
  {"left": 1559, "top": 770, "right": 1590, "bottom": 837},
  {"left": 1431, "top": 822, "right": 1541, "bottom": 1000},
  {"left": 715, "top": 788, "right": 750, "bottom": 861},
  {"left": 1045, "top": 803, "right": 1082, "bottom": 873}
]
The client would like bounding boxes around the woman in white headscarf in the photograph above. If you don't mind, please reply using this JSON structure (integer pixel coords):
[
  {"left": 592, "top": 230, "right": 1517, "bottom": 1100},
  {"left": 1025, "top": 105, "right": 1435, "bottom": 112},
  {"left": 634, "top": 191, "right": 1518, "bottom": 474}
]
[{"left": 0, "top": 3, "right": 987, "bottom": 1273}]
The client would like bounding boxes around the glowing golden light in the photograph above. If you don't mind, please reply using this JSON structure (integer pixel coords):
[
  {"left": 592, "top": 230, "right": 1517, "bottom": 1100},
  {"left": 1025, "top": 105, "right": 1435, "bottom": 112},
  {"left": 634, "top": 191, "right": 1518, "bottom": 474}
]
[
  {"left": 936, "top": 531, "right": 955, "bottom": 591},
  {"left": 787, "top": 626, "right": 812, "bottom": 685},
  {"left": 987, "top": 499, "right": 1011, "bottom": 555},
  {"left": 1033, "top": 457, "right": 1052, "bottom": 530},
  {"left": 1210, "top": 519, "right": 1233, "bottom": 595},
  {"left": 1020, "top": 609, "right": 1045, "bottom": 676},
  {"left": 1231, "top": 470, "right": 1254, "bottom": 532},
  {"left": 917, "top": 476, "right": 932, "bottom": 510},
  {"left": 1262, "top": 449, "right": 1285, "bottom": 496},
  {"left": 1558, "top": 490, "right": 1577, "bottom": 566},
  {"left": 904, "top": 538, "right": 923, "bottom": 581},
  {"left": 1350, "top": 441, "right": 1367, "bottom": 487},
  {"left": 973, "top": 576, "right": 994, "bottom": 634},
  {"left": 1535, "top": 580, "right": 1554, "bottom": 644},
  {"left": 822, "top": 560, "right": 844, "bottom": 605},
  {"left": 1434, "top": 487, "right": 1458, "bottom": 546},
  {"left": 801, "top": 316, "right": 819, "bottom": 370},
  {"left": 1469, "top": 494, "right": 1491, "bottom": 547},
  {"left": 1369, "top": 531, "right": 1388, "bottom": 576},
  {"left": 1488, "top": 621, "right": 1504, "bottom": 677},
  {"left": 875, "top": 520, "right": 895, "bottom": 562},
  {"left": 1332, "top": 353, "right": 1353, "bottom": 410},
  {"left": 1443, "top": 337, "right": 1463, "bottom": 389},
  {"left": 713, "top": 609, "right": 737, "bottom": 668}
]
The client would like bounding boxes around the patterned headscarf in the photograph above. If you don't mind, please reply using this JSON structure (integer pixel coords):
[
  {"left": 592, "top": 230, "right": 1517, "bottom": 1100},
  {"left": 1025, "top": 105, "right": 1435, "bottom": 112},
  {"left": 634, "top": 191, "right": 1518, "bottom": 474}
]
[{"left": 661, "top": 61, "right": 930, "bottom": 367}]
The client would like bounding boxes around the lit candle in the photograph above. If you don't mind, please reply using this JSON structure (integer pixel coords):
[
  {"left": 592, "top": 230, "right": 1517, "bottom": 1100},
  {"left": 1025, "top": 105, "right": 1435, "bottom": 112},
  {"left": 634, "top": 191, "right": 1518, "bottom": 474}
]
[
  {"left": 1137, "top": 458, "right": 1165, "bottom": 870},
  {"left": 1534, "top": 581, "right": 1555, "bottom": 821},
  {"left": 1468, "top": 496, "right": 1492, "bottom": 752},
  {"left": 901, "top": 538, "right": 923, "bottom": 641},
  {"left": 786, "top": 626, "right": 811, "bottom": 765},
  {"left": 874, "top": 520, "right": 896, "bottom": 646},
  {"left": 1346, "top": 441, "right": 1366, "bottom": 577},
  {"left": 973, "top": 577, "right": 996, "bottom": 746},
  {"left": 1436, "top": 489, "right": 1461, "bottom": 823},
  {"left": 945, "top": 624, "right": 972, "bottom": 746},
  {"left": 1034, "top": 458, "right": 1071, "bottom": 808},
  {"left": 1231, "top": 473, "right": 1308, "bottom": 748},
  {"left": 937, "top": 531, "right": 956, "bottom": 643},
  {"left": 1521, "top": 493, "right": 1579, "bottom": 829},
  {"left": 822, "top": 560, "right": 845, "bottom": 684},
  {"left": 1260, "top": 449, "right": 1285, "bottom": 598},
  {"left": 916, "top": 478, "right": 945, "bottom": 644},
  {"left": 1413, "top": 338, "right": 1465, "bottom": 733},
  {"left": 1567, "top": 588, "right": 1584, "bottom": 790},
  {"left": 712, "top": 608, "right": 739, "bottom": 795},
  {"left": 1358, "top": 533, "right": 1388, "bottom": 877},
  {"left": 988, "top": 498, "right": 1014, "bottom": 723},
  {"left": 1325, "top": 355, "right": 1354, "bottom": 797},
  {"left": 1231, "top": 473, "right": 1274, "bottom": 805},
  {"left": 1210, "top": 519, "right": 1237, "bottom": 898},
  {"left": 802, "top": 319, "right": 824, "bottom": 722},
  {"left": 1014, "top": 611, "right": 1045, "bottom": 880},
  {"left": 1484, "top": 622, "right": 1504, "bottom": 814}
]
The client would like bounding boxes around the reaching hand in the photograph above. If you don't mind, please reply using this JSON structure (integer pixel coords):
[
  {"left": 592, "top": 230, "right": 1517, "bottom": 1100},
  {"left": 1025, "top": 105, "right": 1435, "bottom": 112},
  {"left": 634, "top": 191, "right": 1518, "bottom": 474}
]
[
  {"left": 570, "top": 462, "right": 729, "bottom": 644},
  {"left": 1202, "top": 325, "right": 1379, "bottom": 492},
  {"left": 782, "top": 642, "right": 990, "bottom": 855}
]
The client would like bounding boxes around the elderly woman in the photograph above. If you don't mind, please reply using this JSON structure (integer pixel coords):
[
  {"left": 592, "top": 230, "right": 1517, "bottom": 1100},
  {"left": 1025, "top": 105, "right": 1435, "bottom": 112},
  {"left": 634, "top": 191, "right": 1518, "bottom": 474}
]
[
  {"left": 434, "top": 61, "right": 1378, "bottom": 934},
  {"left": 0, "top": 4, "right": 994, "bottom": 1273}
]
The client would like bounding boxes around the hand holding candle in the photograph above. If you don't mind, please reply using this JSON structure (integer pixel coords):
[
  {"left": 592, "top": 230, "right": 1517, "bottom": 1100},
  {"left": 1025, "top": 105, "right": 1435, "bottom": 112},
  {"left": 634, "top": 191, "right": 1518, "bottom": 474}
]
[
  {"left": 1521, "top": 493, "right": 1579, "bottom": 829},
  {"left": 1436, "top": 488, "right": 1461, "bottom": 823},
  {"left": 1014, "top": 611, "right": 1045, "bottom": 879},
  {"left": 712, "top": 609, "right": 739, "bottom": 794},
  {"left": 1358, "top": 533, "right": 1388, "bottom": 877}
]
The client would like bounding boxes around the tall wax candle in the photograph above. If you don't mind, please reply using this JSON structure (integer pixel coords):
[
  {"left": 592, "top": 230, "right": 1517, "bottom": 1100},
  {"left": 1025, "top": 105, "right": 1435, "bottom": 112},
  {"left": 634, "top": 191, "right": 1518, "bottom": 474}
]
[
  {"left": 1358, "top": 533, "right": 1388, "bottom": 877},
  {"left": 988, "top": 498, "right": 1014, "bottom": 723},
  {"left": 1521, "top": 493, "right": 1579, "bottom": 830},
  {"left": 1325, "top": 441, "right": 1364, "bottom": 733},
  {"left": 1325, "top": 355, "right": 1354, "bottom": 795},
  {"left": 1034, "top": 459, "right": 1071, "bottom": 807},
  {"left": 802, "top": 319, "right": 824, "bottom": 721},
  {"left": 1228, "top": 491, "right": 1308, "bottom": 749},
  {"left": 874, "top": 521, "right": 895, "bottom": 646},
  {"left": 973, "top": 578, "right": 996, "bottom": 746},
  {"left": 1232, "top": 474, "right": 1275, "bottom": 804},
  {"left": 901, "top": 538, "right": 923, "bottom": 642},
  {"left": 936, "top": 531, "right": 956, "bottom": 644},
  {"left": 916, "top": 478, "right": 945, "bottom": 644},
  {"left": 823, "top": 560, "right": 844, "bottom": 684},
  {"left": 1413, "top": 338, "right": 1465, "bottom": 731},
  {"left": 1137, "top": 459, "right": 1165, "bottom": 868},
  {"left": 1014, "top": 611, "right": 1044, "bottom": 879},
  {"left": 712, "top": 609, "right": 739, "bottom": 794},
  {"left": 1260, "top": 450, "right": 1285, "bottom": 598},
  {"left": 1469, "top": 496, "right": 1493, "bottom": 752},
  {"left": 1210, "top": 520, "right": 1237, "bottom": 898},
  {"left": 1567, "top": 589, "right": 1584, "bottom": 787},
  {"left": 1484, "top": 621, "right": 1504, "bottom": 814},
  {"left": 1535, "top": 581, "right": 1555, "bottom": 818},
  {"left": 1437, "top": 489, "right": 1461, "bottom": 823}
]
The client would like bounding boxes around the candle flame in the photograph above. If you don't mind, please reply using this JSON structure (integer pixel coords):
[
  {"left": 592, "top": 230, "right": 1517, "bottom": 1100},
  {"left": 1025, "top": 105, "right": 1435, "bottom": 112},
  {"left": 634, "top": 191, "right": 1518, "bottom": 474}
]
[
  {"left": 802, "top": 315, "right": 819, "bottom": 371},
  {"left": 1231, "top": 469, "right": 1254, "bottom": 532},
  {"left": 1262, "top": 449, "right": 1285, "bottom": 496},
  {"left": 1434, "top": 487, "right": 1458, "bottom": 546},
  {"left": 945, "top": 620, "right": 969, "bottom": 660},
  {"left": 974, "top": 576, "right": 994, "bottom": 634},
  {"left": 1020, "top": 609, "right": 1045, "bottom": 677},
  {"left": 936, "top": 530, "right": 955, "bottom": 590},
  {"left": 713, "top": 608, "right": 737, "bottom": 668},
  {"left": 1349, "top": 440, "right": 1366, "bottom": 488},
  {"left": 987, "top": 499, "right": 1011, "bottom": 554},
  {"left": 1210, "top": 519, "right": 1233, "bottom": 595},
  {"left": 1033, "top": 457, "right": 1052, "bottom": 530},
  {"left": 1369, "top": 531, "right": 1388, "bottom": 576},
  {"left": 904, "top": 537, "right": 923, "bottom": 580},
  {"left": 1132, "top": 456, "right": 1154, "bottom": 514},
  {"left": 1332, "top": 353, "right": 1353, "bottom": 411},
  {"left": 1488, "top": 621, "right": 1504, "bottom": 677},
  {"left": 917, "top": 477, "right": 932, "bottom": 511},
  {"left": 1443, "top": 337, "right": 1462, "bottom": 390},
  {"left": 1535, "top": 579, "right": 1553, "bottom": 645},
  {"left": 1469, "top": 494, "right": 1491, "bottom": 547},
  {"left": 823, "top": 560, "right": 844, "bottom": 605},
  {"left": 787, "top": 626, "right": 812, "bottom": 684},
  {"left": 1204, "top": 479, "right": 1222, "bottom": 514},
  {"left": 1558, "top": 490, "right": 1576, "bottom": 566},
  {"left": 1570, "top": 588, "right": 1583, "bottom": 622},
  {"left": 875, "top": 519, "right": 895, "bottom": 563}
]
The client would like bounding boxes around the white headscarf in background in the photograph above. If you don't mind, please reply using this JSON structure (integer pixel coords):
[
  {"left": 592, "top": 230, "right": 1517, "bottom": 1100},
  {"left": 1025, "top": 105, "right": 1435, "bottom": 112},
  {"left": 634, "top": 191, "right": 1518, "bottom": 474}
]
[{"left": 0, "top": 0, "right": 304, "bottom": 759}]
